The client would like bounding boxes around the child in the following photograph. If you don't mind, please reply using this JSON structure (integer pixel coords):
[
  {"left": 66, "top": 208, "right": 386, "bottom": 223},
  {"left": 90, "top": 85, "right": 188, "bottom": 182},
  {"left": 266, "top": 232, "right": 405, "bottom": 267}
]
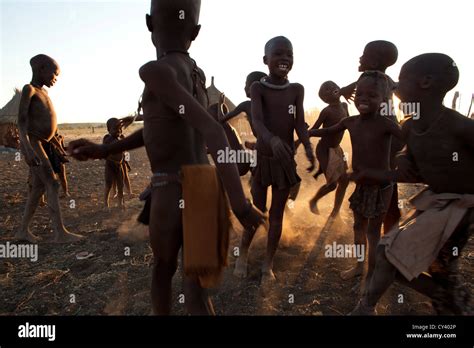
[
  {"left": 103, "top": 118, "right": 126, "bottom": 208},
  {"left": 308, "top": 81, "right": 349, "bottom": 218},
  {"left": 341, "top": 40, "right": 403, "bottom": 235},
  {"left": 351, "top": 53, "right": 474, "bottom": 315},
  {"left": 233, "top": 36, "right": 315, "bottom": 284},
  {"left": 17, "top": 54, "right": 81, "bottom": 243},
  {"left": 69, "top": 0, "right": 264, "bottom": 315},
  {"left": 220, "top": 71, "right": 268, "bottom": 139},
  {"left": 310, "top": 71, "right": 402, "bottom": 282}
]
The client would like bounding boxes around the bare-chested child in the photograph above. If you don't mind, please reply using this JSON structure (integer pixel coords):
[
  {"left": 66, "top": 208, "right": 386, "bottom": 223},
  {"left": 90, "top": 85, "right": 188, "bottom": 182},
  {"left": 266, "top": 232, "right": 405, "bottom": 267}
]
[
  {"left": 308, "top": 81, "right": 349, "bottom": 218},
  {"left": 17, "top": 54, "right": 82, "bottom": 243},
  {"left": 310, "top": 71, "right": 402, "bottom": 282},
  {"left": 351, "top": 53, "right": 474, "bottom": 315},
  {"left": 68, "top": 0, "right": 263, "bottom": 315},
  {"left": 341, "top": 40, "right": 403, "bottom": 237},
  {"left": 220, "top": 71, "right": 268, "bottom": 139},
  {"left": 103, "top": 118, "right": 126, "bottom": 208},
  {"left": 234, "top": 36, "right": 315, "bottom": 285}
]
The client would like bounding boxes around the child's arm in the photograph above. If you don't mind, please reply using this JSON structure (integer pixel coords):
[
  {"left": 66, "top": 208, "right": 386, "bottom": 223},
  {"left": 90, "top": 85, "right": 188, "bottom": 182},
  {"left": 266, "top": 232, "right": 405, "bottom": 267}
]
[
  {"left": 294, "top": 84, "right": 315, "bottom": 170},
  {"left": 69, "top": 129, "right": 144, "bottom": 161},
  {"left": 17, "top": 85, "right": 40, "bottom": 166},
  {"left": 309, "top": 118, "right": 347, "bottom": 137},
  {"left": 384, "top": 117, "right": 403, "bottom": 139},
  {"left": 340, "top": 82, "right": 357, "bottom": 102},
  {"left": 220, "top": 101, "right": 248, "bottom": 123},
  {"left": 138, "top": 61, "right": 264, "bottom": 227},
  {"left": 309, "top": 109, "right": 328, "bottom": 131}
]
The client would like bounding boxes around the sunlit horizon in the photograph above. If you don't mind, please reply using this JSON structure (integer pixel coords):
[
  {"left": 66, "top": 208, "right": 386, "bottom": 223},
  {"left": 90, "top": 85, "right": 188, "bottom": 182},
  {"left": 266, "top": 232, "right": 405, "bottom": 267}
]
[{"left": 1, "top": 0, "right": 473, "bottom": 124}]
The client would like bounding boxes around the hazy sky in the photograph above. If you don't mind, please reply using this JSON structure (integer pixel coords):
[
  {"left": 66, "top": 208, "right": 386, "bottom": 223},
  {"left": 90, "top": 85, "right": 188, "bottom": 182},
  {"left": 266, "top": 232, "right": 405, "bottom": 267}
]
[{"left": 1, "top": 0, "right": 473, "bottom": 123}]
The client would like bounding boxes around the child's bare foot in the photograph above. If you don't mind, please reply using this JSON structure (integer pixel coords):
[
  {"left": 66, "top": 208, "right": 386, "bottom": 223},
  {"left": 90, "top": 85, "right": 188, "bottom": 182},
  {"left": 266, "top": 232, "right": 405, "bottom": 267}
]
[
  {"left": 53, "top": 230, "right": 83, "bottom": 244},
  {"left": 309, "top": 198, "right": 319, "bottom": 215},
  {"left": 349, "top": 299, "right": 377, "bottom": 316},
  {"left": 15, "top": 230, "right": 41, "bottom": 243},
  {"left": 340, "top": 264, "right": 364, "bottom": 280},
  {"left": 233, "top": 257, "right": 248, "bottom": 278}
]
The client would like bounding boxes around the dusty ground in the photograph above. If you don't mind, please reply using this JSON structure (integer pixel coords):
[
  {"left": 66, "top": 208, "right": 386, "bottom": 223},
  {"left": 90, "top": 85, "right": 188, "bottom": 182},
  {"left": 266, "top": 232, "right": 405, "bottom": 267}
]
[{"left": 0, "top": 126, "right": 472, "bottom": 316}]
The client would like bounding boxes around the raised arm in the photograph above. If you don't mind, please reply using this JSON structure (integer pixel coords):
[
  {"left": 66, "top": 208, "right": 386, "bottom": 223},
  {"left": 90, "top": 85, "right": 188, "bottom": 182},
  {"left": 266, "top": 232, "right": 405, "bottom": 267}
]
[
  {"left": 138, "top": 61, "right": 256, "bottom": 220},
  {"left": 220, "top": 101, "right": 248, "bottom": 123},
  {"left": 17, "top": 85, "right": 40, "bottom": 166}
]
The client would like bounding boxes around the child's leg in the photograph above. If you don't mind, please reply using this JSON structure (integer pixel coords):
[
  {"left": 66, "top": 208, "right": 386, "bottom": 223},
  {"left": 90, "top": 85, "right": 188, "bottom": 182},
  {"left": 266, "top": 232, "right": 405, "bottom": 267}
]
[
  {"left": 365, "top": 215, "right": 384, "bottom": 281},
  {"left": 234, "top": 178, "right": 267, "bottom": 278},
  {"left": 116, "top": 166, "right": 125, "bottom": 208},
  {"left": 262, "top": 185, "right": 291, "bottom": 279},
  {"left": 149, "top": 185, "right": 183, "bottom": 315},
  {"left": 309, "top": 182, "right": 337, "bottom": 214},
  {"left": 331, "top": 174, "right": 349, "bottom": 217},
  {"left": 104, "top": 165, "right": 114, "bottom": 208},
  {"left": 123, "top": 162, "right": 132, "bottom": 195},
  {"left": 383, "top": 185, "right": 401, "bottom": 234},
  {"left": 30, "top": 140, "right": 80, "bottom": 243},
  {"left": 183, "top": 276, "right": 215, "bottom": 315},
  {"left": 17, "top": 169, "right": 45, "bottom": 242},
  {"left": 309, "top": 144, "right": 331, "bottom": 214},
  {"left": 340, "top": 212, "right": 367, "bottom": 280},
  {"left": 59, "top": 164, "right": 70, "bottom": 196}
]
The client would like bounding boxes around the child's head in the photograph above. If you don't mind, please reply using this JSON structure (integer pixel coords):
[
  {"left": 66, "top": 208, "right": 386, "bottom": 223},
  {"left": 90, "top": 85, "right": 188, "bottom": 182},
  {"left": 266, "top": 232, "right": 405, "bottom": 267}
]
[
  {"left": 245, "top": 71, "right": 267, "bottom": 97},
  {"left": 263, "top": 36, "right": 293, "bottom": 78},
  {"left": 396, "top": 53, "right": 459, "bottom": 103},
  {"left": 146, "top": 0, "right": 201, "bottom": 50},
  {"left": 359, "top": 40, "right": 398, "bottom": 72},
  {"left": 30, "top": 54, "right": 60, "bottom": 88},
  {"left": 319, "top": 81, "right": 341, "bottom": 104},
  {"left": 107, "top": 118, "right": 122, "bottom": 137},
  {"left": 355, "top": 71, "right": 389, "bottom": 115}
]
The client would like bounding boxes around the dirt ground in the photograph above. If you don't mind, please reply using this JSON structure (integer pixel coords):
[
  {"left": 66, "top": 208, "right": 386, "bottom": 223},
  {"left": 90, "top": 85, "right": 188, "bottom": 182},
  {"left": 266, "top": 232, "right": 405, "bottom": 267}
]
[{"left": 0, "top": 126, "right": 472, "bottom": 316}]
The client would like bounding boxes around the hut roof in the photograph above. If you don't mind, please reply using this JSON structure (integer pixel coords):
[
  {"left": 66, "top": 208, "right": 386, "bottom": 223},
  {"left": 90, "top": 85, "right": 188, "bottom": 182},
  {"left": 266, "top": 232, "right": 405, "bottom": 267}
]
[
  {"left": 206, "top": 76, "right": 237, "bottom": 111},
  {"left": 0, "top": 89, "right": 21, "bottom": 124}
]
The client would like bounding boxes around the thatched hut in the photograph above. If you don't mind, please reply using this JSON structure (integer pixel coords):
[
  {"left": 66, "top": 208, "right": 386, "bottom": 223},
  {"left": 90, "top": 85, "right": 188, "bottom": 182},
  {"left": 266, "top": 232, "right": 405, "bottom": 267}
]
[
  {"left": 207, "top": 77, "right": 253, "bottom": 139},
  {"left": 0, "top": 89, "right": 21, "bottom": 149}
]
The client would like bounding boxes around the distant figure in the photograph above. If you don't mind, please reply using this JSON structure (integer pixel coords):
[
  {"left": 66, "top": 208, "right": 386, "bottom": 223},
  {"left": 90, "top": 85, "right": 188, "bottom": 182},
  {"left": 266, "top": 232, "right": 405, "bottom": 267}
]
[
  {"left": 103, "top": 118, "right": 126, "bottom": 208},
  {"left": 17, "top": 54, "right": 81, "bottom": 243},
  {"left": 350, "top": 53, "right": 474, "bottom": 316},
  {"left": 310, "top": 72, "right": 402, "bottom": 283},
  {"left": 234, "top": 36, "right": 315, "bottom": 285},
  {"left": 340, "top": 40, "right": 403, "bottom": 237},
  {"left": 308, "top": 81, "right": 349, "bottom": 218},
  {"left": 220, "top": 71, "right": 268, "bottom": 139}
]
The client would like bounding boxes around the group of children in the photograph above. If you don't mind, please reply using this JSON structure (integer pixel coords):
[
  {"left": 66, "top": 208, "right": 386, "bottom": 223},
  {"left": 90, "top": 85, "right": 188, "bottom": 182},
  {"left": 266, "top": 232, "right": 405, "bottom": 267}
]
[{"left": 17, "top": 0, "right": 473, "bottom": 316}]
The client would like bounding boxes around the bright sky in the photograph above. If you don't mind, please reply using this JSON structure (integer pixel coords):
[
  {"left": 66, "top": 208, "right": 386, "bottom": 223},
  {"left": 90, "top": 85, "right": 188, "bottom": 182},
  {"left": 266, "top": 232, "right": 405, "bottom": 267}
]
[{"left": 1, "top": 0, "right": 473, "bottom": 123}]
